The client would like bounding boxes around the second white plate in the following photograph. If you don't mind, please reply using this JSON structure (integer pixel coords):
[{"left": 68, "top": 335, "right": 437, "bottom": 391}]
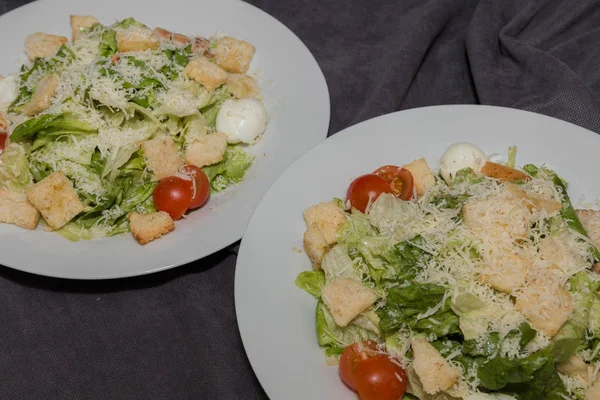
[{"left": 235, "top": 105, "right": 600, "bottom": 400}]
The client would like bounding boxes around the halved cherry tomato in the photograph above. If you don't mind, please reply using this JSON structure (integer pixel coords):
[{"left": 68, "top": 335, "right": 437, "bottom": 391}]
[
  {"left": 354, "top": 355, "right": 407, "bottom": 400},
  {"left": 153, "top": 176, "right": 193, "bottom": 220},
  {"left": 346, "top": 174, "right": 393, "bottom": 213},
  {"left": 181, "top": 165, "right": 210, "bottom": 210},
  {"left": 0, "top": 132, "right": 7, "bottom": 154},
  {"left": 373, "top": 165, "right": 414, "bottom": 201},
  {"left": 339, "top": 340, "right": 379, "bottom": 390}
]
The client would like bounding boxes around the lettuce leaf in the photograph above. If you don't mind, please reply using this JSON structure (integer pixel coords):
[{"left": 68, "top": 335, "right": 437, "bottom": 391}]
[
  {"left": 295, "top": 270, "right": 325, "bottom": 298},
  {"left": 316, "top": 301, "right": 378, "bottom": 357},
  {"left": 202, "top": 145, "right": 253, "bottom": 192},
  {"left": 378, "top": 283, "right": 460, "bottom": 338},
  {"left": 0, "top": 142, "right": 32, "bottom": 191}
]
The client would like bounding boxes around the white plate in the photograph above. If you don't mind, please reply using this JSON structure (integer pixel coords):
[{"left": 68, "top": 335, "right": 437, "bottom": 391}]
[
  {"left": 235, "top": 105, "right": 600, "bottom": 400},
  {"left": 0, "top": 0, "right": 330, "bottom": 279}
]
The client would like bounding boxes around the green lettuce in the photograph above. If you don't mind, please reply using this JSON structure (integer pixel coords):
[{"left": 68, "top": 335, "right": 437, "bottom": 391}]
[
  {"left": 200, "top": 86, "right": 232, "bottom": 127},
  {"left": 0, "top": 142, "right": 32, "bottom": 191},
  {"left": 99, "top": 29, "right": 117, "bottom": 57},
  {"left": 524, "top": 164, "right": 600, "bottom": 262},
  {"left": 552, "top": 271, "right": 600, "bottom": 362},
  {"left": 316, "top": 301, "right": 378, "bottom": 357},
  {"left": 295, "top": 271, "right": 325, "bottom": 298},
  {"left": 202, "top": 145, "right": 254, "bottom": 192},
  {"left": 378, "top": 283, "right": 460, "bottom": 338},
  {"left": 10, "top": 114, "right": 96, "bottom": 142}
]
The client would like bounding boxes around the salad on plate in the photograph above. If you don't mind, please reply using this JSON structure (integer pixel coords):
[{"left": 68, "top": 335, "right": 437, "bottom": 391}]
[
  {"left": 296, "top": 142, "right": 600, "bottom": 400},
  {"left": 0, "top": 15, "right": 268, "bottom": 244}
]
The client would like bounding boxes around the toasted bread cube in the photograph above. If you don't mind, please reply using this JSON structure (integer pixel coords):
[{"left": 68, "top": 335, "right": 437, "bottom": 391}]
[
  {"left": 557, "top": 355, "right": 591, "bottom": 386},
  {"left": 141, "top": 136, "right": 183, "bottom": 180},
  {"left": 577, "top": 210, "right": 600, "bottom": 248},
  {"left": 213, "top": 37, "right": 255, "bottom": 73},
  {"left": 514, "top": 270, "right": 573, "bottom": 337},
  {"left": 116, "top": 28, "right": 160, "bottom": 53},
  {"left": 172, "top": 34, "right": 190, "bottom": 47},
  {"left": 303, "top": 201, "right": 346, "bottom": 245},
  {"left": 25, "top": 171, "right": 84, "bottom": 230},
  {"left": 70, "top": 15, "right": 99, "bottom": 41},
  {"left": 463, "top": 196, "right": 531, "bottom": 241},
  {"left": 129, "top": 211, "right": 175, "bottom": 245},
  {"left": 478, "top": 249, "right": 531, "bottom": 294},
  {"left": 227, "top": 73, "right": 260, "bottom": 99},
  {"left": 153, "top": 27, "right": 172, "bottom": 41},
  {"left": 303, "top": 227, "right": 330, "bottom": 269},
  {"left": 481, "top": 161, "right": 530, "bottom": 182},
  {"left": 24, "top": 33, "right": 68, "bottom": 61},
  {"left": 0, "top": 189, "right": 40, "bottom": 230},
  {"left": 23, "top": 73, "right": 60, "bottom": 116},
  {"left": 0, "top": 113, "right": 7, "bottom": 131},
  {"left": 505, "top": 183, "right": 562, "bottom": 214},
  {"left": 184, "top": 133, "right": 227, "bottom": 168},
  {"left": 184, "top": 56, "right": 227, "bottom": 91},
  {"left": 321, "top": 278, "right": 378, "bottom": 327},
  {"left": 586, "top": 378, "right": 600, "bottom": 400},
  {"left": 192, "top": 37, "right": 210, "bottom": 54},
  {"left": 411, "top": 337, "right": 460, "bottom": 395},
  {"left": 403, "top": 158, "right": 436, "bottom": 197}
]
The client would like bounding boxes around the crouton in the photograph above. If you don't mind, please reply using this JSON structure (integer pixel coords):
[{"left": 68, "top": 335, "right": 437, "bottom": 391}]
[
  {"left": 153, "top": 27, "right": 172, "bottom": 41},
  {"left": 402, "top": 158, "right": 436, "bottom": 197},
  {"left": 184, "top": 56, "right": 227, "bottom": 91},
  {"left": 70, "top": 15, "right": 99, "bottom": 41},
  {"left": 481, "top": 161, "right": 530, "bottom": 182},
  {"left": 478, "top": 249, "right": 531, "bottom": 294},
  {"left": 505, "top": 183, "right": 562, "bottom": 214},
  {"left": 25, "top": 171, "right": 84, "bottom": 230},
  {"left": 303, "top": 201, "right": 346, "bottom": 245},
  {"left": 514, "top": 269, "right": 573, "bottom": 337},
  {"left": 212, "top": 36, "right": 255, "bottom": 73},
  {"left": 23, "top": 73, "right": 60, "bottom": 116},
  {"left": 141, "top": 136, "right": 182, "bottom": 181},
  {"left": 557, "top": 355, "right": 591, "bottom": 386},
  {"left": 586, "top": 378, "right": 600, "bottom": 400},
  {"left": 116, "top": 28, "right": 160, "bottom": 53},
  {"left": 227, "top": 73, "right": 260, "bottom": 99},
  {"left": 463, "top": 195, "right": 532, "bottom": 242},
  {"left": 411, "top": 337, "right": 460, "bottom": 395},
  {"left": 129, "top": 211, "right": 175, "bottom": 245},
  {"left": 577, "top": 210, "right": 600, "bottom": 249},
  {"left": 0, "top": 189, "right": 40, "bottom": 230},
  {"left": 321, "top": 278, "right": 378, "bottom": 327},
  {"left": 172, "top": 34, "right": 190, "bottom": 47},
  {"left": 184, "top": 133, "right": 228, "bottom": 168},
  {"left": 303, "top": 227, "right": 330, "bottom": 269},
  {"left": 192, "top": 37, "right": 210, "bottom": 54},
  {"left": 24, "top": 33, "right": 68, "bottom": 61}
]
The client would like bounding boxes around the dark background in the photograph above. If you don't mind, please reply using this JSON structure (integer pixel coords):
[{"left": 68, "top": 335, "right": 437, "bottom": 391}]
[{"left": 1, "top": 0, "right": 600, "bottom": 399}]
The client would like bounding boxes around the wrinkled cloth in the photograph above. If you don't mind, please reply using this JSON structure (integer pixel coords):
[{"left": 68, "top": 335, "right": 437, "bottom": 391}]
[{"left": 1, "top": 0, "right": 600, "bottom": 398}]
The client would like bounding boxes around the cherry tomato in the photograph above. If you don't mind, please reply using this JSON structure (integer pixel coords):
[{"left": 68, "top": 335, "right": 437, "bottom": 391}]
[
  {"left": 346, "top": 174, "right": 393, "bottom": 213},
  {"left": 0, "top": 132, "right": 7, "bottom": 154},
  {"left": 373, "top": 165, "right": 414, "bottom": 201},
  {"left": 339, "top": 340, "right": 379, "bottom": 391},
  {"left": 354, "top": 355, "right": 407, "bottom": 400},
  {"left": 153, "top": 176, "right": 193, "bottom": 220},
  {"left": 181, "top": 165, "right": 210, "bottom": 210}
]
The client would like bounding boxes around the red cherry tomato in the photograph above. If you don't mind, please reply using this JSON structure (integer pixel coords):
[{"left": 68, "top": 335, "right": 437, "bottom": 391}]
[
  {"left": 346, "top": 174, "right": 393, "bottom": 213},
  {"left": 339, "top": 340, "right": 379, "bottom": 391},
  {"left": 0, "top": 133, "right": 7, "bottom": 154},
  {"left": 181, "top": 165, "right": 210, "bottom": 210},
  {"left": 152, "top": 176, "right": 193, "bottom": 220},
  {"left": 354, "top": 355, "right": 407, "bottom": 400},
  {"left": 373, "top": 165, "right": 414, "bottom": 201}
]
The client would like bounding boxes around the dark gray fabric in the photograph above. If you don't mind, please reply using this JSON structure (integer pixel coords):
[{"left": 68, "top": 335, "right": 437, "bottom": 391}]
[{"left": 0, "top": 0, "right": 599, "bottom": 399}]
